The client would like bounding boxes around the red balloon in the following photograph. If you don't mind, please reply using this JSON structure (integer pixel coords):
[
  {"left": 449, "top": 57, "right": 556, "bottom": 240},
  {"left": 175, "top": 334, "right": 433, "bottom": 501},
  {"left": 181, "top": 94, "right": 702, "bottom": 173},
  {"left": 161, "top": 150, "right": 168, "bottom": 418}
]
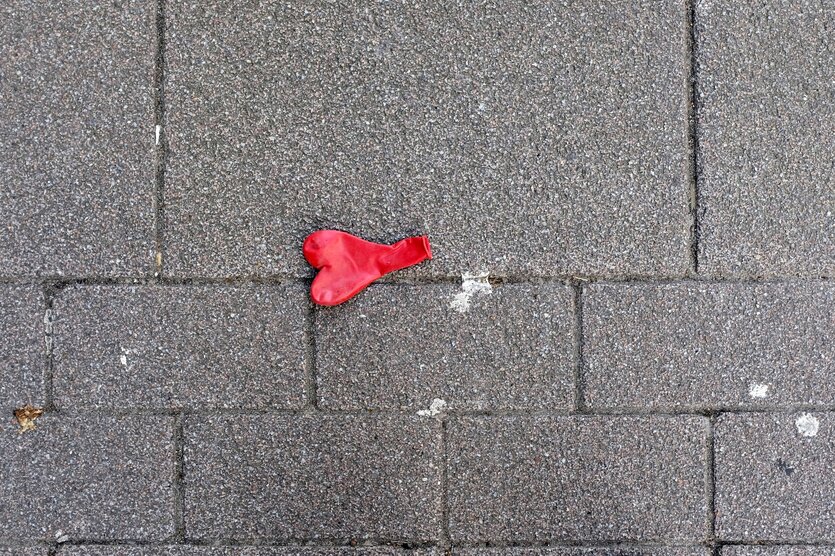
[{"left": 303, "top": 230, "right": 432, "bottom": 306}]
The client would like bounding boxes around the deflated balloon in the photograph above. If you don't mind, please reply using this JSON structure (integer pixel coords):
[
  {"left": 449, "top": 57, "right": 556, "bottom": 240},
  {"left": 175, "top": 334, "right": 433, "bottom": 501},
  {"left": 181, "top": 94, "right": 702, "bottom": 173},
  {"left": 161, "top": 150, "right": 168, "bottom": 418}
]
[{"left": 303, "top": 230, "right": 432, "bottom": 306}]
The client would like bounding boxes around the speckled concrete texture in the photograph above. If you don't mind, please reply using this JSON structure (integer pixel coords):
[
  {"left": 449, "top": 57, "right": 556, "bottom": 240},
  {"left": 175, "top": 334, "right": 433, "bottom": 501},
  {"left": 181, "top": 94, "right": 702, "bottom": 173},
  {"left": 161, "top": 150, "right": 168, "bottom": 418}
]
[
  {"left": 697, "top": 0, "right": 835, "bottom": 276},
  {"left": 52, "top": 284, "right": 307, "bottom": 409},
  {"left": 447, "top": 415, "right": 708, "bottom": 542},
  {"left": 0, "top": 0, "right": 156, "bottom": 277},
  {"left": 715, "top": 412, "right": 835, "bottom": 541},
  {"left": 2, "top": 0, "right": 834, "bottom": 551},
  {"left": 0, "top": 548, "right": 48, "bottom": 556},
  {"left": 455, "top": 549, "right": 710, "bottom": 556},
  {"left": 57, "top": 549, "right": 437, "bottom": 556},
  {"left": 316, "top": 282, "right": 574, "bottom": 411},
  {"left": 183, "top": 414, "right": 441, "bottom": 542},
  {"left": 0, "top": 414, "right": 175, "bottom": 542},
  {"left": 722, "top": 548, "right": 835, "bottom": 556},
  {"left": 583, "top": 283, "right": 835, "bottom": 409},
  {"left": 164, "top": 0, "right": 689, "bottom": 278},
  {"left": 0, "top": 285, "right": 44, "bottom": 412}
]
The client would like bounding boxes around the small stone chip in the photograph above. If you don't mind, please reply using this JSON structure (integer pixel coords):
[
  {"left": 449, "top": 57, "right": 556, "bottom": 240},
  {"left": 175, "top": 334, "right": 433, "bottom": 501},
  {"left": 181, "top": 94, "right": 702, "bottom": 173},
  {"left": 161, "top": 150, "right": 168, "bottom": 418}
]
[{"left": 13, "top": 405, "right": 44, "bottom": 433}]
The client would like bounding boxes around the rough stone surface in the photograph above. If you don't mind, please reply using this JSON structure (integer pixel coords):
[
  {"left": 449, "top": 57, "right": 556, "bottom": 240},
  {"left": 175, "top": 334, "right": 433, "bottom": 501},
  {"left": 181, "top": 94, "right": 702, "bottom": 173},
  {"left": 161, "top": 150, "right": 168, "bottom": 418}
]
[
  {"left": 447, "top": 415, "right": 708, "bottom": 542},
  {"left": 0, "top": 415, "right": 175, "bottom": 541},
  {"left": 58, "top": 549, "right": 434, "bottom": 556},
  {"left": 3, "top": 0, "right": 833, "bottom": 549},
  {"left": 183, "top": 414, "right": 441, "bottom": 541},
  {"left": 0, "top": 0, "right": 156, "bottom": 277},
  {"left": 456, "top": 549, "right": 709, "bottom": 556},
  {"left": 0, "top": 286, "right": 44, "bottom": 412},
  {"left": 164, "top": 0, "right": 689, "bottom": 278},
  {"left": 697, "top": 0, "right": 835, "bottom": 276},
  {"left": 715, "top": 412, "right": 835, "bottom": 541},
  {"left": 583, "top": 283, "right": 835, "bottom": 409},
  {"left": 316, "top": 283, "right": 574, "bottom": 411},
  {"left": 0, "top": 549, "right": 47, "bottom": 556},
  {"left": 52, "top": 284, "right": 307, "bottom": 409},
  {"left": 723, "top": 549, "right": 835, "bottom": 556}
]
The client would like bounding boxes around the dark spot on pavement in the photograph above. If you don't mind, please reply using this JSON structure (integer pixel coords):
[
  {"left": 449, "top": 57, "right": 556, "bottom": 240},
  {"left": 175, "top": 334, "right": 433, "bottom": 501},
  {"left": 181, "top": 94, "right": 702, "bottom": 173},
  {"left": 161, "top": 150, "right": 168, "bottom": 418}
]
[{"left": 775, "top": 458, "right": 795, "bottom": 476}]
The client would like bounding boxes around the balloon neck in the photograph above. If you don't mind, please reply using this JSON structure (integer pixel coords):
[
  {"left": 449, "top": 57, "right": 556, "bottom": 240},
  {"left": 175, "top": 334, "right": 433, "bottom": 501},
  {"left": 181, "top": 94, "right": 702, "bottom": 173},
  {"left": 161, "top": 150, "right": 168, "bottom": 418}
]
[{"left": 379, "top": 235, "right": 432, "bottom": 273}]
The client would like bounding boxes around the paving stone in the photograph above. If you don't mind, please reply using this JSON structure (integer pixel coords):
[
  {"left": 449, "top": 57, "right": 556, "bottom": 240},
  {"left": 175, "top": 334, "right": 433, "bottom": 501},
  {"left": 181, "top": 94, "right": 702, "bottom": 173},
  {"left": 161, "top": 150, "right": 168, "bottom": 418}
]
[
  {"left": 456, "top": 549, "right": 709, "bottom": 556},
  {"left": 316, "top": 282, "right": 574, "bottom": 411},
  {"left": 715, "top": 412, "right": 835, "bottom": 541},
  {"left": 0, "top": 415, "right": 175, "bottom": 541},
  {"left": 183, "top": 414, "right": 441, "bottom": 541},
  {"left": 0, "top": 0, "right": 156, "bottom": 277},
  {"left": 164, "top": 0, "right": 689, "bottom": 278},
  {"left": 447, "top": 415, "right": 708, "bottom": 542},
  {"left": 723, "top": 549, "right": 835, "bottom": 556},
  {"left": 58, "top": 548, "right": 434, "bottom": 556},
  {"left": 52, "top": 284, "right": 307, "bottom": 409},
  {"left": 583, "top": 283, "right": 835, "bottom": 409},
  {"left": 0, "top": 286, "right": 44, "bottom": 412},
  {"left": 696, "top": 0, "right": 835, "bottom": 276}
]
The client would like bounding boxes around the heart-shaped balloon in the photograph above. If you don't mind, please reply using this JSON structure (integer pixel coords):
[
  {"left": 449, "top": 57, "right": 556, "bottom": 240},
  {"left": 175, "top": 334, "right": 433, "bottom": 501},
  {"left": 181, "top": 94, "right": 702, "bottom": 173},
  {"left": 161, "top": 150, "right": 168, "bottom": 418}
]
[{"left": 303, "top": 230, "right": 432, "bottom": 306}]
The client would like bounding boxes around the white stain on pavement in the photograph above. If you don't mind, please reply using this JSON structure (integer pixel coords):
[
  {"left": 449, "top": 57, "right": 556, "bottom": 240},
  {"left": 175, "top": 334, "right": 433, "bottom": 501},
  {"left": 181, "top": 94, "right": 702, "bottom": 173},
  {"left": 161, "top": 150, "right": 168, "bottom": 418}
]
[
  {"left": 44, "top": 308, "right": 54, "bottom": 353},
  {"left": 120, "top": 347, "right": 133, "bottom": 368},
  {"left": 796, "top": 413, "right": 820, "bottom": 437},
  {"left": 417, "top": 398, "right": 447, "bottom": 417},
  {"left": 450, "top": 271, "right": 491, "bottom": 312},
  {"left": 749, "top": 383, "right": 769, "bottom": 398}
]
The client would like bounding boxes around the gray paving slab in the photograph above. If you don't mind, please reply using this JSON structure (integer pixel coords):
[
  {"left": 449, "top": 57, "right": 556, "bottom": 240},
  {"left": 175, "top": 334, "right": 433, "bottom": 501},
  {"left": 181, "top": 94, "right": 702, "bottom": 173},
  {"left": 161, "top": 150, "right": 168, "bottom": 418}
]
[
  {"left": 447, "top": 415, "right": 708, "bottom": 543},
  {"left": 0, "top": 286, "right": 44, "bottom": 412},
  {"left": 52, "top": 284, "right": 307, "bottom": 409},
  {"left": 0, "top": 415, "right": 175, "bottom": 542},
  {"left": 696, "top": 0, "right": 835, "bottom": 276},
  {"left": 715, "top": 412, "right": 835, "bottom": 541},
  {"left": 58, "top": 548, "right": 435, "bottom": 556},
  {"left": 456, "top": 548, "right": 709, "bottom": 556},
  {"left": 183, "top": 414, "right": 441, "bottom": 541},
  {"left": 583, "top": 283, "right": 835, "bottom": 409},
  {"left": 0, "top": 0, "right": 156, "bottom": 277},
  {"left": 164, "top": 0, "right": 689, "bottom": 278},
  {"left": 316, "top": 282, "right": 574, "bottom": 411},
  {"left": 723, "top": 548, "right": 835, "bottom": 556}
]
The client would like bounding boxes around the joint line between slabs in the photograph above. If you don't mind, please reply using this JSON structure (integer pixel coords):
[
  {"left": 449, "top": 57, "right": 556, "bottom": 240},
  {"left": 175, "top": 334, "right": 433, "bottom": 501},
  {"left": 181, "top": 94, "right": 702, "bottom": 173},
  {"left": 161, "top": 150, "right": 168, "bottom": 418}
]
[
  {"left": 573, "top": 283, "right": 587, "bottom": 412},
  {"left": 305, "top": 303, "right": 319, "bottom": 410},
  {"left": 42, "top": 284, "right": 57, "bottom": 411},
  {"left": 2, "top": 275, "right": 835, "bottom": 288},
  {"left": 707, "top": 412, "right": 718, "bottom": 542},
  {"left": 153, "top": 0, "right": 168, "bottom": 278},
  {"left": 26, "top": 405, "right": 835, "bottom": 420},
  {"left": 11, "top": 540, "right": 835, "bottom": 551},
  {"left": 440, "top": 418, "right": 452, "bottom": 547},
  {"left": 172, "top": 411, "right": 186, "bottom": 541},
  {"left": 687, "top": 0, "right": 702, "bottom": 276}
]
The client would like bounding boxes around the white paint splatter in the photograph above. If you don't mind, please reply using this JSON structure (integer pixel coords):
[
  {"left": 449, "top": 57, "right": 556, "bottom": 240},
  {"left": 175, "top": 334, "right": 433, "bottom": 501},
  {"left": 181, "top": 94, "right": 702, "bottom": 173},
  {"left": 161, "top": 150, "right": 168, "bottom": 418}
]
[
  {"left": 749, "top": 383, "right": 769, "bottom": 398},
  {"left": 796, "top": 413, "right": 820, "bottom": 437},
  {"left": 55, "top": 530, "right": 69, "bottom": 543},
  {"left": 120, "top": 347, "right": 133, "bottom": 368},
  {"left": 44, "top": 308, "right": 54, "bottom": 353},
  {"left": 449, "top": 271, "right": 491, "bottom": 312},
  {"left": 155, "top": 125, "right": 161, "bottom": 145},
  {"left": 417, "top": 398, "right": 447, "bottom": 417}
]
